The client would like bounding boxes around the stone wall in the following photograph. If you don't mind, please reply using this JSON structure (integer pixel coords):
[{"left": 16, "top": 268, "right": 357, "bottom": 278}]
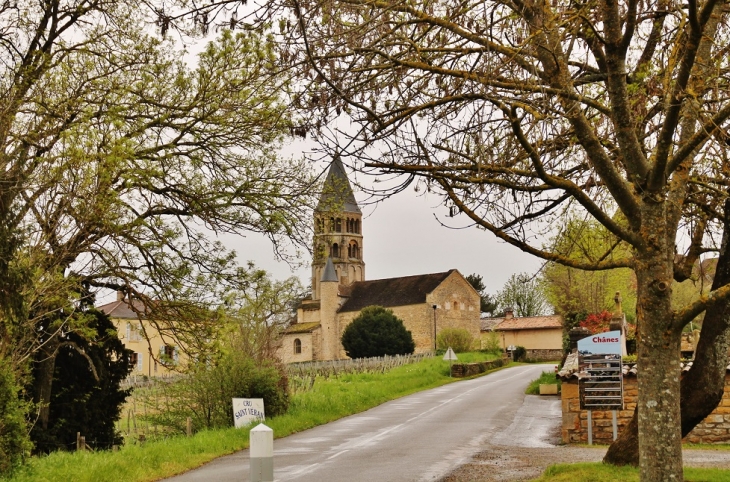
[
  {"left": 525, "top": 349, "right": 563, "bottom": 361},
  {"left": 451, "top": 358, "right": 507, "bottom": 377},
  {"left": 279, "top": 332, "right": 316, "bottom": 364},
  {"left": 561, "top": 374, "right": 730, "bottom": 444}
]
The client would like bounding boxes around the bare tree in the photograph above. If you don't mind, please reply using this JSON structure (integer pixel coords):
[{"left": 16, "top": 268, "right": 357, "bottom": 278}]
[{"left": 275, "top": 0, "right": 730, "bottom": 479}]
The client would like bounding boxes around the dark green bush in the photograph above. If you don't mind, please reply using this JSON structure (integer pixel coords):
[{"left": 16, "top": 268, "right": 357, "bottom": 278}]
[
  {"left": 30, "top": 309, "right": 132, "bottom": 453},
  {"left": 512, "top": 346, "right": 527, "bottom": 362},
  {"left": 341, "top": 306, "right": 415, "bottom": 359},
  {"left": 436, "top": 328, "right": 475, "bottom": 353}
]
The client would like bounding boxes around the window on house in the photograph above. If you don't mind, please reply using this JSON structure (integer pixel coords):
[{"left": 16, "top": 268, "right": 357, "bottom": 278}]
[
  {"left": 160, "top": 345, "right": 179, "bottom": 365},
  {"left": 129, "top": 352, "right": 139, "bottom": 368},
  {"left": 126, "top": 323, "right": 142, "bottom": 342},
  {"left": 453, "top": 301, "right": 459, "bottom": 310},
  {"left": 294, "top": 338, "right": 302, "bottom": 354}
]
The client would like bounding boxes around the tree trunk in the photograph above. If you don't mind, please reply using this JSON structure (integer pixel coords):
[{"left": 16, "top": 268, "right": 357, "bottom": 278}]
[
  {"left": 605, "top": 199, "right": 730, "bottom": 467},
  {"left": 635, "top": 201, "right": 684, "bottom": 481},
  {"left": 33, "top": 335, "right": 59, "bottom": 430}
]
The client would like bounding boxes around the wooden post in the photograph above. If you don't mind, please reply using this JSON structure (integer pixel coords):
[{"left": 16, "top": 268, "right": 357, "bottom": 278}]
[
  {"left": 80, "top": 436, "right": 86, "bottom": 451},
  {"left": 186, "top": 417, "right": 192, "bottom": 437},
  {"left": 77, "top": 432, "right": 81, "bottom": 451}
]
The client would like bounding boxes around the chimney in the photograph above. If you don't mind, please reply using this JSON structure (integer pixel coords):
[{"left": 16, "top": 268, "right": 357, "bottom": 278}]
[
  {"left": 504, "top": 309, "right": 514, "bottom": 319},
  {"left": 116, "top": 291, "right": 125, "bottom": 302}
]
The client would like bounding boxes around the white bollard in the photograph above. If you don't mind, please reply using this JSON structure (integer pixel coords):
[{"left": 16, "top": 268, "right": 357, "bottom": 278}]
[{"left": 250, "top": 423, "right": 273, "bottom": 482}]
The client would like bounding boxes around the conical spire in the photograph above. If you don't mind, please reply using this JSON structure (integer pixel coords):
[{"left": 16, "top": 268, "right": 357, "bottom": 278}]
[
  {"left": 316, "top": 155, "right": 360, "bottom": 213},
  {"left": 321, "top": 257, "right": 339, "bottom": 282}
]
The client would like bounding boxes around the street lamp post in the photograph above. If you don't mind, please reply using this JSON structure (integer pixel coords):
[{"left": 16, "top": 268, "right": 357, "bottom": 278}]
[{"left": 432, "top": 304, "right": 437, "bottom": 351}]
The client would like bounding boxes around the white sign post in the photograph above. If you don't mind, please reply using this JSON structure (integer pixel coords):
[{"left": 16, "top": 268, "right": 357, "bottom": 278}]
[
  {"left": 443, "top": 347, "right": 458, "bottom": 376},
  {"left": 232, "top": 398, "right": 265, "bottom": 429}
]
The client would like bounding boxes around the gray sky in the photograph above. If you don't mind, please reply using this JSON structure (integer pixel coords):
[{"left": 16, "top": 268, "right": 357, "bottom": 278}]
[{"left": 227, "top": 154, "right": 542, "bottom": 296}]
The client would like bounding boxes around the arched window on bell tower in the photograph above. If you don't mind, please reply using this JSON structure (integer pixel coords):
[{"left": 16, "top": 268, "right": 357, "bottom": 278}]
[
  {"left": 331, "top": 243, "right": 340, "bottom": 258},
  {"left": 349, "top": 240, "right": 359, "bottom": 259}
]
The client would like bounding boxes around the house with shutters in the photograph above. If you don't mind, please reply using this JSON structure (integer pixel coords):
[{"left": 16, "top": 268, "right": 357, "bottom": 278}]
[
  {"left": 278, "top": 156, "right": 481, "bottom": 363},
  {"left": 98, "top": 294, "right": 182, "bottom": 377}
]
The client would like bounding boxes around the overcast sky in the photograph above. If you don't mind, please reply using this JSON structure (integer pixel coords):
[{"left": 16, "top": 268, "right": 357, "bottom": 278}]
[{"left": 225, "top": 144, "right": 543, "bottom": 297}]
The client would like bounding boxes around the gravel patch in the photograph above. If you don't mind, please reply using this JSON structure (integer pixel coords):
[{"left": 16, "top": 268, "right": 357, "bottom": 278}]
[{"left": 438, "top": 395, "right": 730, "bottom": 481}]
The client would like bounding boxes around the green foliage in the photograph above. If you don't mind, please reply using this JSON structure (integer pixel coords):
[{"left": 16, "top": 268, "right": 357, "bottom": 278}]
[
  {"left": 562, "top": 311, "right": 588, "bottom": 353},
  {"left": 496, "top": 273, "right": 549, "bottom": 317},
  {"left": 542, "top": 219, "right": 636, "bottom": 319},
  {"left": 140, "top": 352, "right": 288, "bottom": 433},
  {"left": 482, "top": 331, "right": 502, "bottom": 354},
  {"left": 525, "top": 370, "right": 561, "bottom": 395},
  {"left": 0, "top": 359, "right": 32, "bottom": 473},
  {"left": 29, "top": 310, "right": 132, "bottom": 453},
  {"left": 341, "top": 306, "right": 416, "bottom": 359},
  {"left": 436, "top": 328, "right": 475, "bottom": 353}
]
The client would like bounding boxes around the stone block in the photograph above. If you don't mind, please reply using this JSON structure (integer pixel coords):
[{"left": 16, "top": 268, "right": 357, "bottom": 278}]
[
  {"left": 540, "top": 384, "right": 559, "bottom": 395},
  {"left": 705, "top": 414, "right": 725, "bottom": 424},
  {"left": 563, "top": 413, "right": 580, "bottom": 430}
]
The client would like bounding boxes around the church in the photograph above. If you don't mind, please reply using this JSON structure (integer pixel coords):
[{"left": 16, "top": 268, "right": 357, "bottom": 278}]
[{"left": 278, "top": 156, "right": 480, "bottom": 363}]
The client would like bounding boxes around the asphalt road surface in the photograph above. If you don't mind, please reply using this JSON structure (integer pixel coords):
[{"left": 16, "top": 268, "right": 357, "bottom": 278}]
[{"left": 165, "top": 364, "right": 553, "bottom": 482}]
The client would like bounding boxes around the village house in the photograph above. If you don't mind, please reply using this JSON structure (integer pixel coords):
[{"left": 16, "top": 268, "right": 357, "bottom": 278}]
[
  {"left": 480, "top": 309, "right": 563, "bottom": 361},
  {"left": 98, "top": 294, "right": 183, "bottom": 377}
]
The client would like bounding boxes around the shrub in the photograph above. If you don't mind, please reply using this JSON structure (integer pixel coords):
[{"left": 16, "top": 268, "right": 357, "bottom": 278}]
[
  {"left": 141, "top": 351, "right": 289, "bottom": 433},
  {"left": 0, "top": 358, "right": 32, "bottom": 472},
  {"left": 341, "top": 306, "right": 415, "bottom": 359},
  {"left": 512, "top": 346, "right": 527, "bottom": 362},
  {"left": 436, "top": 328, "right": 475, "bottom": 353},
  {"left": 482, "top": 331, "right": 502, "bottom": 354}
]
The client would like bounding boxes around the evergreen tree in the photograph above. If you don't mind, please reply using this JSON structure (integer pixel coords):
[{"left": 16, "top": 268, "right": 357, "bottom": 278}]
[
  {"left": 30, "top": 310, "right": 132, "bottom": 453},
  {"left": 341, "top": 306, "right": 415, "bottom": 359}
]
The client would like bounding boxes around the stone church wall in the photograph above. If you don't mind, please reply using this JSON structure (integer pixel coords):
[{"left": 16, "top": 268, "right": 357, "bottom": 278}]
[
  {"left": 429, "top": 272, "right": 481, "bottom": 345},
  {"left": 279, "top": 332, "right": 316, "bottom": 364},
  {"left": 335, "top": 272, "right": 481, "bottom": 358}
]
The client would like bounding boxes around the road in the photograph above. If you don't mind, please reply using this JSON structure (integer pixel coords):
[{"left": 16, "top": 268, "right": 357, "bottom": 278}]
[{"left": 165, "top": 364, "right": 553, "bottom": 482}]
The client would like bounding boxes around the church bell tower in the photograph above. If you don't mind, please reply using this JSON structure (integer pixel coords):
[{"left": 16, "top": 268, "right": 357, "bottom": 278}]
[{"left": 312, "top": 155, "right": 365, "bottom": 300}]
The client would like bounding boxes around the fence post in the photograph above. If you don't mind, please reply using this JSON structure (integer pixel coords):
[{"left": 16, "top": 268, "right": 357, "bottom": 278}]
[
  {"left": 250, "top": 423, "right": 273, "bottom": 482},
  {"left": 80, "top": 436, "right": 86, "bottom": 451},
  {"left": 77, "top": 432, "right": 81, "bottom": 451},
  {"left": 187, "top": 417, "right": 192, "bottom": 437}
]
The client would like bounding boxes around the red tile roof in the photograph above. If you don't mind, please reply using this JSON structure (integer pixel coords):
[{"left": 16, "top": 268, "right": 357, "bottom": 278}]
[{"left": 495, "top": 315, "right": 563, "bottom": 331}]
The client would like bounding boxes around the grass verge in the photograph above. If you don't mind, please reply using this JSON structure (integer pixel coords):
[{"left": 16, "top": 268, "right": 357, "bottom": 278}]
[
  {"left": 532, "top": 463, "right": 730, "bottom": 482},
  {"left": 525, "top": 369, "right": 561, "bottom": 395},
  {"left": 3, "top": 352, "right": 506, "bottom": 482}
]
